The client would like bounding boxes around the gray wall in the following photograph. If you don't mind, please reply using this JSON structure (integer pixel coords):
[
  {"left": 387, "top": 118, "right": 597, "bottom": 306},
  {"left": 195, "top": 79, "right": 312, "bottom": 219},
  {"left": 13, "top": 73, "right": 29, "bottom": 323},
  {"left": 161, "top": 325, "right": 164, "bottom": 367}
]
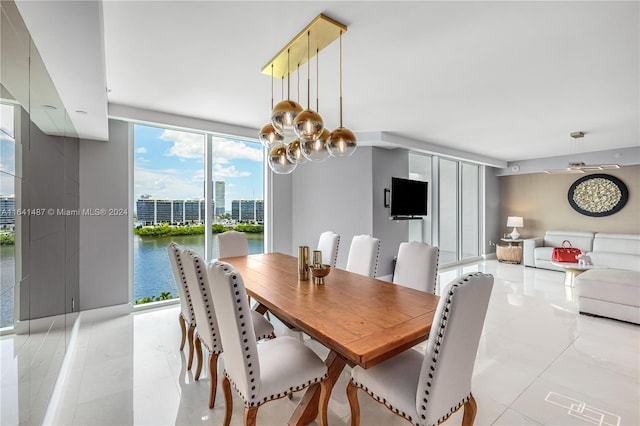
[
  {"left": 484, "top": 167, "right": 501, "bottom": 254},
  {"left": 270, "top": 172, "right": 293, "bottom": 255},
  {"left": 79, "top": 119, "right": 130, "bottom": 310},
  {"left": 499, "top": 165, "right": 640, "bottom": 237},
  {"left": 288, "top": 146, "right": 413, "bottom": 276},
  {"left": 290, "top": 147, "right": 374, "bottom": 269},
  {"left": 372, "top": 148, "right": 409, "bottom": 277},
  {"left": 18, "top": 108, "right": 79, "bottom": 321}
]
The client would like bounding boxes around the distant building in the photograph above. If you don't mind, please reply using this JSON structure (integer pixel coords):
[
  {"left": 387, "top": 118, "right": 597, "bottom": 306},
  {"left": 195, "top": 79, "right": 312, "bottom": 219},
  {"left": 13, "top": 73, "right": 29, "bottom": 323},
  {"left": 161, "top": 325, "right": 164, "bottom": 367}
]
[
  {"left": 0, "top": 196, "right": 15, "bottom": 226},
  {"left": 231, "top": 199, "right": 264, "bottom": 223},
  {"left": 136, "top": 196, "right": 214, "bottom": 225},
  {"left": 215, "top": 181, "right": 225, "bottom": 216}
]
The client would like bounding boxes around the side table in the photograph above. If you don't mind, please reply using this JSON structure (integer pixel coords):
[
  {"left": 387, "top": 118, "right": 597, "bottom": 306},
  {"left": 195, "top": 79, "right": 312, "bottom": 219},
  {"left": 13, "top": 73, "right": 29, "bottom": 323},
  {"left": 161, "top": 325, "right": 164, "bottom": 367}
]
[
  {"left": 550, "top": 261, "right": 606, "bottom": 287},
  {"left": 497, "top": 238, "right": 523, "bottom": 264}
]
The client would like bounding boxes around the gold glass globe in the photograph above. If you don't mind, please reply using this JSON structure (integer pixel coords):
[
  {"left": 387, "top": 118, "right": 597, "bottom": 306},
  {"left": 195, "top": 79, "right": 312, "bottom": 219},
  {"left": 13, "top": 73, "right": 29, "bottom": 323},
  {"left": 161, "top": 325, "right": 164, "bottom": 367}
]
[
  {"left": 259, "top": 123, "right": 284, "bottom": 149},
  {"left": 327, "top": 127, "right": 357, "bottom": 157},
  {"left": 268, "top": 142, "right": 297, "bottom": 174},
  {"left": 286, "top": 139, "right": 308, "bottom": 164},
  {"left": 271, "top": 100, "right": 303, "bottom": 136},
  {"left": 293, "top": 109, "right": 324, "bottom": 140},
  {"left": 301, "top": 128, "right": 331, "bottom": 162}
]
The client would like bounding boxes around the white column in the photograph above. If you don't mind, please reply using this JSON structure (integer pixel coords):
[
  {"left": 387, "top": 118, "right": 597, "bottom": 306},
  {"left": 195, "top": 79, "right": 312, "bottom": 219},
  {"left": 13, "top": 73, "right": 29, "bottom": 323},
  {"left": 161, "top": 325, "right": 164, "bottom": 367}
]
[{"left": 205, "top": 135, "right": 213, "bottom": 260}]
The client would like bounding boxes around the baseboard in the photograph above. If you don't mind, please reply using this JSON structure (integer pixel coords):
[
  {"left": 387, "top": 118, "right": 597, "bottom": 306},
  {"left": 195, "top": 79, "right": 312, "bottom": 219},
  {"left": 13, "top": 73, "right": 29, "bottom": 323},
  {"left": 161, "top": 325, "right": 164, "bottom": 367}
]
[{"left": 78, "top": 303, "right": 132, "bottom": 323}]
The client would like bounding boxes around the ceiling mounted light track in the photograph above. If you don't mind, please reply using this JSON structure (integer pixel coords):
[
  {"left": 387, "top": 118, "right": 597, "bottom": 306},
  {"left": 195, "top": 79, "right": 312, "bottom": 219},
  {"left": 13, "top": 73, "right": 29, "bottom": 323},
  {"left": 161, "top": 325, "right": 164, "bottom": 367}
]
[{"left": 260, "top": 14, "right": 356, "bottom": 174}]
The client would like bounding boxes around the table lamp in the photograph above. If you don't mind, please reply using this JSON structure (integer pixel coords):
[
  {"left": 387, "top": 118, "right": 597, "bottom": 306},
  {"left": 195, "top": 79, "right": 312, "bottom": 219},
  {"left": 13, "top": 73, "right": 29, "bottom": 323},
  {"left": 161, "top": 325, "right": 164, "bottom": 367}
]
[{"left": 506, "top": 216, "right": 524, "bottom": 240}]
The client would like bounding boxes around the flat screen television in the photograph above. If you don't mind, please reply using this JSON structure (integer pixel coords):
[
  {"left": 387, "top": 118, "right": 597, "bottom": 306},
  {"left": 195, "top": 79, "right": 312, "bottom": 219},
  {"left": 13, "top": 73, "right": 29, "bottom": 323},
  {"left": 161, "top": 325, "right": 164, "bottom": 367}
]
[{"left": 390, "top": 177, "right": 428, "bottom": 217}]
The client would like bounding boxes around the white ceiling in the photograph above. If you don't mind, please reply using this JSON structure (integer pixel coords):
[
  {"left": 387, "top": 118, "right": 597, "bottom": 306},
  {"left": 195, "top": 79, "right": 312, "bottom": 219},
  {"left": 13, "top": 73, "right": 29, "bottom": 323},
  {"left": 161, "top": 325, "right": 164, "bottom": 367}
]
[{"left": 19, "top": 1, "right": 640, "bottom": 163}]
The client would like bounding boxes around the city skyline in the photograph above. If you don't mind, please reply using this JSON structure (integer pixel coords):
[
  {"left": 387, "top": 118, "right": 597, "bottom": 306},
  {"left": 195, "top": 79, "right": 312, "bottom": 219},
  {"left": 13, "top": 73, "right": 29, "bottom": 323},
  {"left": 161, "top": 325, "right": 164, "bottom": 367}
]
[
  {"left": 136, "top": 196, "right": 265, "bottom": 225},
  {"left": 133, "top": 124, "right": 263, "bottom": 209}
]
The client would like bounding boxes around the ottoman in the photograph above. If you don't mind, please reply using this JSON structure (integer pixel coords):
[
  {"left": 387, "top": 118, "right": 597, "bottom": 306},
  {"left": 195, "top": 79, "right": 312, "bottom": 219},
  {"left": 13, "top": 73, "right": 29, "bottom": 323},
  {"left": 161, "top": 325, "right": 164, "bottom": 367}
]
[{"left": 576, "top": 269, "right": 640, "bottom": 324}]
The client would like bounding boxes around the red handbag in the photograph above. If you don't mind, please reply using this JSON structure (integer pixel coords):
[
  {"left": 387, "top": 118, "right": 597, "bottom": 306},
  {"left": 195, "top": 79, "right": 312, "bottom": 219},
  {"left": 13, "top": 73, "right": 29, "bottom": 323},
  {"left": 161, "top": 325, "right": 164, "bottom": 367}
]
[{"left": 551, "top": 240, "right": 582, "bottom": 263}]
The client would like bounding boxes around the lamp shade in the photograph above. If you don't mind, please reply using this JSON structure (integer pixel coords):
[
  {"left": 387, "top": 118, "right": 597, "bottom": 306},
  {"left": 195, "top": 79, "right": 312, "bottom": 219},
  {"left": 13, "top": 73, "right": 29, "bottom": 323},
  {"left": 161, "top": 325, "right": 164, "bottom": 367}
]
[{"left": 506, "top": 216, "right": 523, "bottom": 228}]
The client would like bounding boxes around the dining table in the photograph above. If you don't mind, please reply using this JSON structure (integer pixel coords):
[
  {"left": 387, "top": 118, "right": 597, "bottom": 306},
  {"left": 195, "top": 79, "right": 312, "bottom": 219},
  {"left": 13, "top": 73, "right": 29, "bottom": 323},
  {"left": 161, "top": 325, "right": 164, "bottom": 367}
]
[{"left": 222, "top": 252, "right": 440, "bottom": 426}]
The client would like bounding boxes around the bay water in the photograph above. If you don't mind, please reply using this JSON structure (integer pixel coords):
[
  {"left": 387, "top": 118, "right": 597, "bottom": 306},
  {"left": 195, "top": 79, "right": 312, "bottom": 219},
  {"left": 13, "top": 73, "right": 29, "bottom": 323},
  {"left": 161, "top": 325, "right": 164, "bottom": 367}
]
[{"left": 0, "top": 233, "right": 264, "bottom": 326}]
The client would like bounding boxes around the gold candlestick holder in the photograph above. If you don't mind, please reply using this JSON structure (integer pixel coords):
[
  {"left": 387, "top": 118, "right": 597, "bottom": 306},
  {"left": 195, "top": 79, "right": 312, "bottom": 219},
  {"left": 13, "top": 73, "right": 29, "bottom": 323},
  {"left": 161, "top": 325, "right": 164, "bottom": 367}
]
[{"left": 298, "top": 246, "right": 310, "bottom": 281}]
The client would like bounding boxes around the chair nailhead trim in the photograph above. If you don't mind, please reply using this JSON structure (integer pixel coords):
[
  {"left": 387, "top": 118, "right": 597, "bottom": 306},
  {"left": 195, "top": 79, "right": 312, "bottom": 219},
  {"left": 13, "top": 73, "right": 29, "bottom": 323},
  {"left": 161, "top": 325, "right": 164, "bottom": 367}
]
[
  {"left": 214, "top": 260, "right": 327, "bottom": 408},
  {"left": 226, "top": 371, "right": 328, "bottom": 407},
  {"left": 171, "top": 244, "right": 196, "bottom": 323},
  {"left": 187, "top": 251, "right": 222, "bottom": 354},
  {"left": 432, "top": 249, "right": 440, "bottom": 295},
  {"left": 351, "top": 272, "right": 485, "bottom": 426},
  {"left": 373, "top": 239, "right": 381, "bottom": 277},
  {"left": 417, "top": 273, "right": 482, "bottom": 426},
  {"left": 350, "top": 380, "right": 417, "bottom": 425}
]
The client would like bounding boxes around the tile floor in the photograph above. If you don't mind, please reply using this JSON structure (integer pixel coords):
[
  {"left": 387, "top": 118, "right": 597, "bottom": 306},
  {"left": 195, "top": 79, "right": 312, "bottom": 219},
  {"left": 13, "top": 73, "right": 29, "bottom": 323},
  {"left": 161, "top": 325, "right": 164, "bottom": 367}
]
[{"left": 3, "top": 259, "right": 639, "bottom": 425}]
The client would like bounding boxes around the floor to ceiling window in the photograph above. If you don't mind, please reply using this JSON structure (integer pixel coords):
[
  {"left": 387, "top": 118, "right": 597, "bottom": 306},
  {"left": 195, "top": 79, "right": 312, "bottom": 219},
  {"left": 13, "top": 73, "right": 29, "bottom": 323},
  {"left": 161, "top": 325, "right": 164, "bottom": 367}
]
[
  {"left": 408, "top": 152, "right": 432, "bottom": 244},
  {"left": 0, "top": 103, "right": 15, "bottom": 328},
  {"left": 210, "top": 134, "right": 264, "bottom": 257},
  {"left": 132, "top": 123, "right": 263, "bottom": 305},
  {"left": 437, "top": 157, "right": 481, "bottom": 265},
  {"left": 439, "top": 158, "right": 459, "bottom": 264},
  {"left": 461, "top": 162, "right": 480, "bottom": 259}
]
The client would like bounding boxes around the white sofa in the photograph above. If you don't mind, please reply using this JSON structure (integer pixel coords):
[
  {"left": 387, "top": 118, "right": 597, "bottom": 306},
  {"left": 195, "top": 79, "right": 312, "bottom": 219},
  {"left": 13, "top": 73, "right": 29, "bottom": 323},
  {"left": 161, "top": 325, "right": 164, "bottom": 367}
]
[
  {"left": 523, "top": 230, "right": 595, "bottom": 271},
  {"left": 575, "top": 233, "right": 640, "bottom": 324}
]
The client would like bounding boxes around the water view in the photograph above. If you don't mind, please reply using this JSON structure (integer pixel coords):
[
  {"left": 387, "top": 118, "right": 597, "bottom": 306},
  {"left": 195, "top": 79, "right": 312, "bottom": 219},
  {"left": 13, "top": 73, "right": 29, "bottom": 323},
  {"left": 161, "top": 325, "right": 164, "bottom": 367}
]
[
  {"left": 133, "top": 233, "right": 264, "bottom": 302},
  {"left": 0, "top": 245, "right": 15, "bottom": 327},
  {"left": 0, "top": 233, "right": 264, "bottom": 327}
]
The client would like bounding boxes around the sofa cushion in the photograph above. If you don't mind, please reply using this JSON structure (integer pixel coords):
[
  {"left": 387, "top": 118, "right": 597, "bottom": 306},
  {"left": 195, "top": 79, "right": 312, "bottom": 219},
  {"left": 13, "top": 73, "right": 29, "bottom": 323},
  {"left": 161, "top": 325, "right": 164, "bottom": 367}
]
[
  {"left": 592, "top": 233, "right": 640, "bottom": 257},
  {"left": 588, "top": 252, "right": 640, "bottom": 272},
  {"left": 576, "top": 269, "right": 640, "bottom": 306},
  {"left": 543, "top": 231, "right": 594, "bottom": 253},
  {"left": 534, "top": 247, "right": 555, "bottom": 261}
]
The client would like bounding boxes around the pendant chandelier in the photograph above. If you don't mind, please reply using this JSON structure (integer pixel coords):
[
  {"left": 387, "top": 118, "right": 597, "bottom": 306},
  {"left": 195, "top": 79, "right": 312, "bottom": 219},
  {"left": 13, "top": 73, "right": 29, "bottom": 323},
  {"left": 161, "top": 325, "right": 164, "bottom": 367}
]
[
  {"left": 258, "top": 65, "right": 284, "bottom": 149},
  {"left": 260, "top": 14, "right": 356, "bottom": 174}
]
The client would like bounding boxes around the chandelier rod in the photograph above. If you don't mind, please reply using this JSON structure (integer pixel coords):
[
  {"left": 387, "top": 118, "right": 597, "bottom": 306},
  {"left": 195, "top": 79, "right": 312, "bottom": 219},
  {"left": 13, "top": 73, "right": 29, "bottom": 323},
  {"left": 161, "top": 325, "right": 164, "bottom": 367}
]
[
  {"left": 287, "top": 49, "right": 291, "bottom": 100},
  {"left": 339, "top": 30, "right": 343, "bottom": 127},
  {"left": 307, "top": 31, "right": 311, "bottom": 110}
]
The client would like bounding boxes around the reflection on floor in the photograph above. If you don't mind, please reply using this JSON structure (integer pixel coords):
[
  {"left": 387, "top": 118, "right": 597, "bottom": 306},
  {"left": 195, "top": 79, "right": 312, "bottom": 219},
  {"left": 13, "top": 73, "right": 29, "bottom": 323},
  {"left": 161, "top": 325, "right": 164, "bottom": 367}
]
[{"left": 2, "top": 260, "right": 639, "bottom": 425}]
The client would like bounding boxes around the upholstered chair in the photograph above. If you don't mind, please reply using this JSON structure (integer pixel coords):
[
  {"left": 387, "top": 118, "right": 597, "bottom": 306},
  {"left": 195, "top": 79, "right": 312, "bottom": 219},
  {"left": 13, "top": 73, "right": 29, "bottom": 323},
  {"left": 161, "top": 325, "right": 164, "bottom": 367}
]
[
  {"left": 207, "top": 260, "right": 330, "bottom": 426},
  {"left": 346, "top": 234, "right": 381, "bottom": 277},
  {"left": 167, "top": 242, "right": 197, "bottom": 369},
  {"left": 317, "top": 231, "right": 340, "bottom": 267},
  {"left": 347, "top": 272, "right": 494, "bottom": 426},
  {"left": 182, "top": 249, "right": 275, "bottom": 409},
  {"left": 217, "top": 230, "right": 249, "bottom": 258},
  {"left": 393, "top": 241, "right": 440, "bottom": 294}
]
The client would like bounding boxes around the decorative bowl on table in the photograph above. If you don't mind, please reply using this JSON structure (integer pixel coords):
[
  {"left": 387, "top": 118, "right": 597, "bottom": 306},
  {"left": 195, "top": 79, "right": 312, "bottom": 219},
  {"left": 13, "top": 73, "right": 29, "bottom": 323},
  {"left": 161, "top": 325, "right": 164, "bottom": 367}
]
[{"left": 309, "top": 264, "right": 331, "bottom": 285}]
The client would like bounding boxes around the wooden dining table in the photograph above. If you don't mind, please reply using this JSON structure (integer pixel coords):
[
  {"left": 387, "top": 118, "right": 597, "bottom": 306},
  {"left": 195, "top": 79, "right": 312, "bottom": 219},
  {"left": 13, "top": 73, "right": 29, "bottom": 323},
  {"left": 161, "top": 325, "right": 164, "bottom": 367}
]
[{"left": 222, "top": 252, "right": 440, "bottom": 426}]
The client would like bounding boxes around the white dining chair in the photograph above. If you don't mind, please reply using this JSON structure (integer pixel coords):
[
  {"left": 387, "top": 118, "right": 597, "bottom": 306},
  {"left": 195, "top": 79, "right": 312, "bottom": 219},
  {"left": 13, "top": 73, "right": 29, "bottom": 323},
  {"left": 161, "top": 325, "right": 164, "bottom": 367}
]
[
  {"left": 347, "top": 272, "right": 494, "bottom": 426},
  {"left": 182, "top": 249, "right": 275, "bottom": 409},
  {"left": 207, "top": 260, "right": 330, "bottom": 426},
  {"left": 217, "top": 230, "right": 249, "bottom": 258},
  {"left": 345, "top": 234, "right": 381, "bottom": 277},
  {"left": 167, "top": 242, "right": 197, "bottom": 369},
  {"left": 393, "top": 241, "right": 440, "bottom": 294},
  {"left": 317, "top": 231, "right": 340, "bottom": 267}
]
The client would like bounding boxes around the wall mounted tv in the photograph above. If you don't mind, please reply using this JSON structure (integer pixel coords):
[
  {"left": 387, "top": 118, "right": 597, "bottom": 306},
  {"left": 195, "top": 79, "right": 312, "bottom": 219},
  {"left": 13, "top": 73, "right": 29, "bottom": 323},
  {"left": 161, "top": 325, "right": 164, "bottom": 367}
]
[{"left": 390, "top": 177, "right": 428, "bottom": 219}]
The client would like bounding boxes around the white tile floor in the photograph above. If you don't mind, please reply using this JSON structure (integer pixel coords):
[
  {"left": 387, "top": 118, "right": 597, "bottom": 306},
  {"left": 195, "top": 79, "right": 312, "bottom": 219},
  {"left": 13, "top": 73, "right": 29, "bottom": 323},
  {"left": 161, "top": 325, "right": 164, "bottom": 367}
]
[{"left": 3, "top": 259, "right": 640, "bottom": 426}]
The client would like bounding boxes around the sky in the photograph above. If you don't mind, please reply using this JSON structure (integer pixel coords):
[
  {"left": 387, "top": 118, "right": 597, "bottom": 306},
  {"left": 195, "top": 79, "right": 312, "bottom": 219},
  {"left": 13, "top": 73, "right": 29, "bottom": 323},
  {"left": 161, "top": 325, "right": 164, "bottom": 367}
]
[
  {"left": 0, "top": 104, "right": 15, "bottom": 197},
  {"left": 133, "top": 124, "right": 263, "bottom": 211}
]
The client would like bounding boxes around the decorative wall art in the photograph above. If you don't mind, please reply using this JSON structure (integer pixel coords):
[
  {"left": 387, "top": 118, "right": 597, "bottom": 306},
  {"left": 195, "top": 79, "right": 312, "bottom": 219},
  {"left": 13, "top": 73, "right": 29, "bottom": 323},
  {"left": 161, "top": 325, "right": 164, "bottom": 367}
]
[{"left": 568, "top": 174, "right": 628, "bottom": 217}]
